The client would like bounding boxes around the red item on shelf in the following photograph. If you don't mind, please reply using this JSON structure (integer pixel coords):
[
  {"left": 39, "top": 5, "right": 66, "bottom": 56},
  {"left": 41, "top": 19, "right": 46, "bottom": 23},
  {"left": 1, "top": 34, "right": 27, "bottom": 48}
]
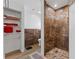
[
  {"left": 16, "top": 30, "right": 21, "bottom": 32},
  {"left": 4, "top": 26, "right": 13, "bottom": 33}
]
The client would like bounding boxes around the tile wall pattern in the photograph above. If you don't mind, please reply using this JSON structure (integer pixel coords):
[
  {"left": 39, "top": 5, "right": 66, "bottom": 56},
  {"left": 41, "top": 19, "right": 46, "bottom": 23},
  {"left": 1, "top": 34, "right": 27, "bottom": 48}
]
[
  {"left": 44, "top": 3, "right": 69, "bottom": 55},
  {"left": 25, "top": 29, "right": 41, "bottom": 48}
]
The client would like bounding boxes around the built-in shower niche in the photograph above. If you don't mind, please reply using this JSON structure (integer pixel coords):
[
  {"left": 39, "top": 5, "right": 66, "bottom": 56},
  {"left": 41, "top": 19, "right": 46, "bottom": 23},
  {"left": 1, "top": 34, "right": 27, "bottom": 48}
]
[{"left": 44, "top": 4, "right": 69, "bottom": 59}]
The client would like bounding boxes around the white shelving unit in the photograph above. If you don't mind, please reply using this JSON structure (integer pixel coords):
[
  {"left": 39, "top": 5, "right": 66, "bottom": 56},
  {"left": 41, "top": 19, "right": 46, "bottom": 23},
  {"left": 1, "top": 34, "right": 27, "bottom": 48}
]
[{"left": 4, "top": 7, "right": 25, "bottom": 54}]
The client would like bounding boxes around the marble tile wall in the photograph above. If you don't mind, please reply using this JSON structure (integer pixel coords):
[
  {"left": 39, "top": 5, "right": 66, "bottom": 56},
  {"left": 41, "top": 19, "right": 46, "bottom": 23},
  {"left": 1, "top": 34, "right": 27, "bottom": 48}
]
[
  {"left": 25, "top": 29, "right": 41, "bottom": 48},
  {"left": 44, "top": 5, "right": 69, "bottom": 54}
]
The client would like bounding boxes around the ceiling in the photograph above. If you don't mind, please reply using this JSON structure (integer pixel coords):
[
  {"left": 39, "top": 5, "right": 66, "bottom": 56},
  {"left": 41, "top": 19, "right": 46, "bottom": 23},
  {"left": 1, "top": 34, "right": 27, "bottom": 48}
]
[
  {"left": 45, "top": 0, "right": 74, "bottom": 10},
  {"left": 24, "top": 0, "right": 41, "bottom": 12}
]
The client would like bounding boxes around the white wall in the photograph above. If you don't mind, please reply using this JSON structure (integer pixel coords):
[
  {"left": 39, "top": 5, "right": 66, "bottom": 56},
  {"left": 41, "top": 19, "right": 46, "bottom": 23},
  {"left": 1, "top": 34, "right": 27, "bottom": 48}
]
[
  {"left": 24, "top": 0, "right": 41, "bottom": 29},
  {"left": 69, "top": 3, "right": 75, "bottom": 59}
]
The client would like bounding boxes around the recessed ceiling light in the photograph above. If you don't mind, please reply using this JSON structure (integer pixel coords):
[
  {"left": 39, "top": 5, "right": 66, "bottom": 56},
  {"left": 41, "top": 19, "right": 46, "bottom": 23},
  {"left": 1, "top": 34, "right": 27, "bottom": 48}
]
[{"left": 54, "top": 4, "right": 57, "bottom": 7}]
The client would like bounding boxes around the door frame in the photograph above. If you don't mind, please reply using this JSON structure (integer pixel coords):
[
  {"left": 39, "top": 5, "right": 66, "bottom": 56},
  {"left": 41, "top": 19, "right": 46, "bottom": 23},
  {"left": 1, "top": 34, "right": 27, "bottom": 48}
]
[{"left": 20, "top": 0, "right": 45, "bottom": 56}]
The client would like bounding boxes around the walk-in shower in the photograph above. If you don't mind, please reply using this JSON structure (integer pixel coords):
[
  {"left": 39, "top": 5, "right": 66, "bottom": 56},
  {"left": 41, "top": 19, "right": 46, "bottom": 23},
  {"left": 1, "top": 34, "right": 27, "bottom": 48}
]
[{"left": 44, "top": 0, "right": 74, "bottom": 59}]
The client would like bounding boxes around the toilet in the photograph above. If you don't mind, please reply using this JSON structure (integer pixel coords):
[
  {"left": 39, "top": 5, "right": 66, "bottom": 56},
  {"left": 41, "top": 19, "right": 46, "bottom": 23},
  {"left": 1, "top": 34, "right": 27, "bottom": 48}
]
[{"left": 38, "top": 39, "right": 41, "bottom": 46}]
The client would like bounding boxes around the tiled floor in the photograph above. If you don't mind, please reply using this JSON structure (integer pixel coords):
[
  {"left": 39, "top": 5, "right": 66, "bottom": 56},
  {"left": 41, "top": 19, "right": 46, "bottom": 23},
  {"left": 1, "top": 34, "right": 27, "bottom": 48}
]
[
  {"left": 17, "top": 52, "right": 46, "bottom": 59},
  {"left": 5, "top": 44, "right": 40, "bottom": 59},
  {"left": 45, "top": 48, "right": 69, "bottom": 59},
  {"left": 5, "top": 45, "right": 69, "bottom": 59}
]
